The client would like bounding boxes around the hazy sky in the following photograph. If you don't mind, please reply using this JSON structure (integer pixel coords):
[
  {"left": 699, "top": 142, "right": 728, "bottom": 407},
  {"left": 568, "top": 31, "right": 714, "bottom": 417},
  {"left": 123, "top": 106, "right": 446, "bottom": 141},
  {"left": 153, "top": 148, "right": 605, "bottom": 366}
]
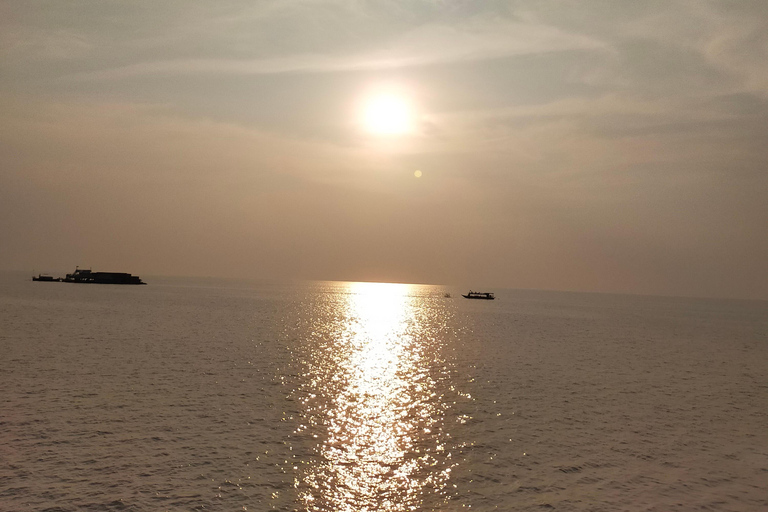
[{"left": 2, "top": 1, "right": 767, "bottom": 299}]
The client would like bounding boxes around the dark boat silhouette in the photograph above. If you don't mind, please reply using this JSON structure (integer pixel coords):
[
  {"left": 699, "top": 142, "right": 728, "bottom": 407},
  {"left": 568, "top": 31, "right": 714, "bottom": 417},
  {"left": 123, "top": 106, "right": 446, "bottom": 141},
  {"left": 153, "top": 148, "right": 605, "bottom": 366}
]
[
  {"left": 462, "top": 290, "right": 495, "bottom": 300},
  {"left": 32, "top": 274, "right": 60, "bottom": 282},
  {"left": 62, "top": 267, "right": 146, "bottom": 285}
]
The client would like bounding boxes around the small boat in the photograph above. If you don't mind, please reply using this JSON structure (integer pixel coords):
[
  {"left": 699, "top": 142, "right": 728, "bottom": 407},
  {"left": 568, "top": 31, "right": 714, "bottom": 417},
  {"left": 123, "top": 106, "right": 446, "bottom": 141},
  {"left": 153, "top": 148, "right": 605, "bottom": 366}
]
[
  {"left": 32, "top": 274, "right": 60, "bottom": 282},
  {"left": 462, "top": 290, "right": 495, "bottom": 300}
]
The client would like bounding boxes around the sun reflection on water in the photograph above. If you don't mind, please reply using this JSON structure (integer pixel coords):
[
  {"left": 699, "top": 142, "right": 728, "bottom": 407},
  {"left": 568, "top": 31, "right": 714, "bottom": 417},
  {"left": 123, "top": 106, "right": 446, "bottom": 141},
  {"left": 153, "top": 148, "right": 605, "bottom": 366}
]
[{"left": 294, "top": 282, "right": 453, "bottom": 511}]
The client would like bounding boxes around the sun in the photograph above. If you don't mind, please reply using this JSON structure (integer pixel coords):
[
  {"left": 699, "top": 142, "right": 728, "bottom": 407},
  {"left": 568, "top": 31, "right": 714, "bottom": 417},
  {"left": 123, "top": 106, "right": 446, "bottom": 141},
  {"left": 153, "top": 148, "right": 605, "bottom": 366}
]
[{"left": 362, "top": 92, "right": 414, "bottom": 135}]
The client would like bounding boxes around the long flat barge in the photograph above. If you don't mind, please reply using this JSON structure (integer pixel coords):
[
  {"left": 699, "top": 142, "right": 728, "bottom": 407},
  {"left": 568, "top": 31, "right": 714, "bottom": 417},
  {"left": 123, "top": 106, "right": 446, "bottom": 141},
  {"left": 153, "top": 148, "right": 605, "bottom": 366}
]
[
  {"left": 33, "top": 267, "right": 146, "bottom": 285},
  {"left": 63, "top": 267, "right": 146, "bottom": 285}
]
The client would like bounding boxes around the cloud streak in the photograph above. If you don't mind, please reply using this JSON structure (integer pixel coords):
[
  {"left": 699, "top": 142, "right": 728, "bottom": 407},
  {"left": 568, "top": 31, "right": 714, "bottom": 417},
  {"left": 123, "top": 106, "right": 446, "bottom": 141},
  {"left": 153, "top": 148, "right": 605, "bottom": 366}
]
[{"left": 61, "top": 18, "right": 604, "bottom": 81}]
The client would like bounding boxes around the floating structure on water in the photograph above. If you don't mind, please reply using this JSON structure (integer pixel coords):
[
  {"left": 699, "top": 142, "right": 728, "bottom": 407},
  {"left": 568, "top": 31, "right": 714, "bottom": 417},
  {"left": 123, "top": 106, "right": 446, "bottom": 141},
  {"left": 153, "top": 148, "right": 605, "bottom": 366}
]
[
  {"left": 462, "top": 290, "right": 495, "bottom": 300},
  {"left": 32, "top": 267, "right": 146, "bottom": 285},
  {"left": 32, "top": 274, "right": 60, "bottom": 282},
  {"left": 63, "top": 267, "right": 146, "bottom": 285}
]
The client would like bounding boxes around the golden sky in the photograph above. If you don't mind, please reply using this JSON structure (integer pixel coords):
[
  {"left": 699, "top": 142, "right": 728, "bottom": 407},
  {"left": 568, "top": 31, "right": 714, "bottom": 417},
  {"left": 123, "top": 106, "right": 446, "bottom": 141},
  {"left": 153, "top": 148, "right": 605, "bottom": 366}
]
[{"left": 2, "top": 1, "right": 767, "bottom": 299}]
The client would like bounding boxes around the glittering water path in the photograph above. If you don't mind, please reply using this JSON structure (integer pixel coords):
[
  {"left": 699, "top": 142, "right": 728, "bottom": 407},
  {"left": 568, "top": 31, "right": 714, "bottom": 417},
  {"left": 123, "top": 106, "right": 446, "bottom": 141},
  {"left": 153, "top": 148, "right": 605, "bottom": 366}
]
[{"left": 285, "top": 283, "right": 459, "bottom": 511}]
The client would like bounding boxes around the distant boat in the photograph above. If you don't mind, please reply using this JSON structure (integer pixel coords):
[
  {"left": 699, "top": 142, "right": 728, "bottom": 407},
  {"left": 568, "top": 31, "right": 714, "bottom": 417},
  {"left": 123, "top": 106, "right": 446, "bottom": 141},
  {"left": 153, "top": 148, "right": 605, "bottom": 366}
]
[
  {"left": 32, "top": 274, "right": 60, "bottom": 282},
  {"left": 62, "top": 267, "right": 146, "bottom": 285},
  {"left": 444, "top": 292, "right": 452, "bottom": 298},
  {"left": 462, "top": 290, "right": 495, "bottom": 300}
]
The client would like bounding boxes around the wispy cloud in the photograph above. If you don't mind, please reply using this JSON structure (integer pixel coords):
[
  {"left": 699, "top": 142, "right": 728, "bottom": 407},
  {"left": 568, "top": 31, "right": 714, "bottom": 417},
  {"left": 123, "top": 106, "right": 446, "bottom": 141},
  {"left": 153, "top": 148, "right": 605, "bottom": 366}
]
[
  {"left": 0, "top": 26, "right": 93, "bottom": 60},
  {"left": 63, "top": 16, "right": 604, "bottom": 81}
]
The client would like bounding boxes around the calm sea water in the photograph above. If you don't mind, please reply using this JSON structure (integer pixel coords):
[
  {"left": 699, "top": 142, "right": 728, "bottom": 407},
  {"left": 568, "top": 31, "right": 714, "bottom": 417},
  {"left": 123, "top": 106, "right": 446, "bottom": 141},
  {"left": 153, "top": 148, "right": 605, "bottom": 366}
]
[{"left": 1, "top": 273, "right": 766, "bottom": 511}]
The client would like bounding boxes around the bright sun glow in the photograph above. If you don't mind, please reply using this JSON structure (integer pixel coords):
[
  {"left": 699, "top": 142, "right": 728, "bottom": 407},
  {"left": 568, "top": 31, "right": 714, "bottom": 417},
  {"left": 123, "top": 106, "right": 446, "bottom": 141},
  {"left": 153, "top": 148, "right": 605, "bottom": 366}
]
[{"left": 362, "top": 93, "right": 413, "bottom": 135}]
